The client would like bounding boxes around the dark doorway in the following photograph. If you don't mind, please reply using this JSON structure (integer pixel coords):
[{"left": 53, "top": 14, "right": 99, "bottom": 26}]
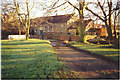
[
  {"left": 40, "top": 30, "right": 43, "bottom": 35},
  {"left": 32, "top": 29, "right": 34, "bottom": 35}
]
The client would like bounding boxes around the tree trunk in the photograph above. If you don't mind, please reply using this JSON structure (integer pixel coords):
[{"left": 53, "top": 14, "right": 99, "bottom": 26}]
[
  {"left": 18, "top": 27, "right": 21, "bottom": 39},
  {"left": 26, "top": 28, "right": 29, "bottom": 40},
  {"left": 18, "top": 18, "right": 22, "bottom": 39},
  {"left": 78, "top": 1, "right": 85, "bottom": 42},
  {"left": 106, "top": 25, "right": 112, "bottom": 39},
  {"left": 113, "top": 11, "right": 117, "bottom": 38},
  {"left": 113, "top": 24, "right": 117, "bottom": 38},
  {"left": 26, "top": 0, "right": 30, "bottom": 40},
  {"left": 108, "top": 1, "right": 113, "bottom": 42},
  {"left": 67, "top": 0, "right": 85, "bottom": 42},
  {"left": 14, "top": 1, "right": 22, "bottom": 39},
  {"left": 77, "top": 21, "right": 84, "bottom": 42},
  {"left": 25, "top": 14, "right": 28, "bottom": 40}
]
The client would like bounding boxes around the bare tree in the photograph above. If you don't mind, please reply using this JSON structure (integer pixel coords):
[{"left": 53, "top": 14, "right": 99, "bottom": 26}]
[
  {"left": 66, "top": 0, "right": 85, "bottom": 42},
  {"left": 113, "top": 0, "right": 119, "bottom": 38},
  {"left": 2, "top": 0, "right": 23, "bottom": 38},
  {"left": 14, "top": 0, "right": 23, "bottom": 37},
  {"left": 43, "top": 0, "right": 86, "bottom": 42},
  {"left": 86, "top": 0, "right": 119, "bottom": 42},
  {"left": 41, "top": 0, "right": 70, "bottom": 16},
  {"left": 1, "top": 0, "right": 20, "bottom": 38},
  {"left": 13, "top": 0, "right": 35, "bottom": 40}
]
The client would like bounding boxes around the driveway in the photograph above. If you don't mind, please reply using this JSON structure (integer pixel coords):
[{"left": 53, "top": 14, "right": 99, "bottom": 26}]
[{"left": 50, "top": 40, "right": 119, "bottom": 79}]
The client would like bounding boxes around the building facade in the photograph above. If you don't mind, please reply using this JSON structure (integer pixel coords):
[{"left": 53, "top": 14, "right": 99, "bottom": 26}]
[
  {"left": 30, "top": 14, "right": 74, "bottom": 39},
  {"left": 67, "top": 19, "right": 96, "bottom": 35}
]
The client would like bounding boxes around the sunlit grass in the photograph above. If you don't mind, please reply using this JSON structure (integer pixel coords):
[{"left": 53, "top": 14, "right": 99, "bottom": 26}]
[
  {"left": 87, "top": 49, "right": 119, "bottom": 51},
  {"left": 1, "top": 39, "right": 65, "bottom": 79},
  {"left": 71, "top": 42, "right": 120, "bottom": 62},
  {"left": 2, "top": 58, "right": 36, "bottom": 62}
]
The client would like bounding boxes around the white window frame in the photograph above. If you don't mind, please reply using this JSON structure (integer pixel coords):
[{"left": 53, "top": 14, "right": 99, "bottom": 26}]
[
  {"left": 34, "top": 29, "right": 37, "bottom": 32},
  {"left": 61, "top": 25, "right": 63, "bottom": 32},
  {"left": 43, "top": 26, "right": 46, "bottom": 32},
  {"left": 52, "top": 26, "right": 54, "bottom": 32},
  {"left": 35, "top": 25, "right": 37, "bottom": 27},
  {"left": 60, "top": 28, "right": 63, "bottom": 32},
  {"left": 48, "top": 26, "right": 49, "bottom": 32}
]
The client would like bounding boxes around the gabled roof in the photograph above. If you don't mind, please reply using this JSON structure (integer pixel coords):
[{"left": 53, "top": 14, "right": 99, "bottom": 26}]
[
  {"left": 74, "top": 19, "right": 92, "bottom": 27},
  {"left": 95, "top": 24, "right": 104, "bottom": 28},
  {"left": 48, "top": 14, "right": 74, "bottom": 23},
  {"left": 86, "top": 28, "right": 96, "bottom": 32},
  {"left": 68, "top": 26, "right": 77, "bottom": 29},
  {"left": 31, "top": 14, "right": 74, "bottom": 26},
  {"left": 68, "top": 19, "right": 93, "bottom": 29}
]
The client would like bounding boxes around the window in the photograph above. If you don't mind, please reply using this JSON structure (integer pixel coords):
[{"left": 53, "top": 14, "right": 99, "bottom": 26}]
[
  {"left": 34, "top": 29, "right": 37, "bottom": 32},
  {"left": 43, "top": 26, "right": 46, "bottom": 32},
  {"left": 40, "top": 30, "right": 43, "bottom": 35},
  {"left": 48, "top": 26, "right": 49, "bottom": 32},
  {"left": 52, "top": 26, "right": 54, "bottom": 32},
  {"left": 61, "top": 25, "right": 63, "bottom": 32},
  {"left": 60, "top": 28, "right": 63, "bottom": 32}
]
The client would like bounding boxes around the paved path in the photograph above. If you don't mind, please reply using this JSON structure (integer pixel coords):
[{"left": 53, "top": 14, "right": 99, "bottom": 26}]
[{"left": 51, "top": 41, "right": 119, "bottom": 79}]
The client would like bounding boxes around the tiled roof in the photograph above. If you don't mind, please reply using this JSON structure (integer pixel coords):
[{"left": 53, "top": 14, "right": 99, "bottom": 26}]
[
  {"left": 74, "top": 19, "right": 92, "bottom": 27},
  {"left": 86, "top": 28, "right": 96, "bottom": 32},
  {"left": 68, "top": 19, "right": 92, "bottom": 29},
  {"left": 31, "top": 14, "right": 74, "bottom": 26},
  {"left": 48, "top": 14, "right": 73, "bottom": 23},
  {"left": 96, "top": 24, "right": 103, "bottom": 28},
  {"left": 68, "top": 26, "right": 77, "bottom": 29}
]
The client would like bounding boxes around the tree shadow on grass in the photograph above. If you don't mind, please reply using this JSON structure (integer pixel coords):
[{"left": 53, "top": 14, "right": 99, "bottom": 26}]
[
  {"left": 8, "top": 40, "right": 25, "bottom": 42},
  {"left": 55, "top": 46, "right": 119, "bottom": 78},
  {"left": 2, "top": 42, "right": 50, "bottom": 45},
  {"left": 1, "top": 48, "right": 32, "bottom": 49},
  {"left": 99, "top": 46, "right": 115, "bottom": 48}
]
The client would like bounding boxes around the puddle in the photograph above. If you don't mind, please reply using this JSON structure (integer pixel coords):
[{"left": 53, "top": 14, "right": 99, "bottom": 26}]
[{"left": 50, "top": 41, "right": 66, "bottom": 47}]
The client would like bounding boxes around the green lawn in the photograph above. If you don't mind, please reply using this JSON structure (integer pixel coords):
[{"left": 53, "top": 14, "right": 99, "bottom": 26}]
[
  {"left": 70, "top": 42, "right": 120, "bottom": 62},
  {"left": 1, "top": 39, "right": 65, "bottom": 79}
]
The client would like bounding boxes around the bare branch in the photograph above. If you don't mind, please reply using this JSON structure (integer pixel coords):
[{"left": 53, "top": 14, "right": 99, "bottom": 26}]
[
  {"left": 49, "top": 2, "right": 67, "bottom": 10},
  {"left": 29, "top": 1, "right": 35, "bottom": 12},
  {"left": 67, "top": 1, "right": 79, "bottom": 12},
  {"left": 102, "top": 0, "right": 105, "bottom": 7},
  {"left": 51, "top": 0, "right": 60, "bottom": 9},
  {"left": 85, "top": 6, "right": 105, "bottom": 22},
  {"left": 97, "top": 0, "right": 107, "bottom": 18}
]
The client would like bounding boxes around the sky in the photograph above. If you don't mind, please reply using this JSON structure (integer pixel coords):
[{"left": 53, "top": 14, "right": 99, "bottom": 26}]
[
  {"left": 29, "top": 0, "right": 117, "bottom": 16},
  {"left": 1, "top": 0, "right": 118, "bottom": 24},
  {"left": 30, "top": 0, "right": 96, "bottom": 18},
  {"left": 29, "top": 0, "right": 118, "bottom": 24}
]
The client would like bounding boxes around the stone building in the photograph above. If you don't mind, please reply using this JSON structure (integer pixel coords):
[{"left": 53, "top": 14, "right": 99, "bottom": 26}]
[
  {"left": 95, "top": 24, "right": 108, "bottom": 37},
  {"left": 30, "top": 14, "right": 74, "bottom": 39},
  {"left": 67, "top": 19, "right": 96, "bottom": 35}
]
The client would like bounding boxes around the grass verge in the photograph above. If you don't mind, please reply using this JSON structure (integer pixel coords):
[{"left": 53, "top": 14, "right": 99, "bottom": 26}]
[
  {"left": 69, "top": 42, "right": 119, "bottom": 62},
  {"left": 1, "top": 39, "right": 65, "bottom": 79}
]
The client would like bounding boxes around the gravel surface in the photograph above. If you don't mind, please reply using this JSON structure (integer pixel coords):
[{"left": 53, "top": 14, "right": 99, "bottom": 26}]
[{"left": 51, "top": 41, "right": 119, "bottom": 79}]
